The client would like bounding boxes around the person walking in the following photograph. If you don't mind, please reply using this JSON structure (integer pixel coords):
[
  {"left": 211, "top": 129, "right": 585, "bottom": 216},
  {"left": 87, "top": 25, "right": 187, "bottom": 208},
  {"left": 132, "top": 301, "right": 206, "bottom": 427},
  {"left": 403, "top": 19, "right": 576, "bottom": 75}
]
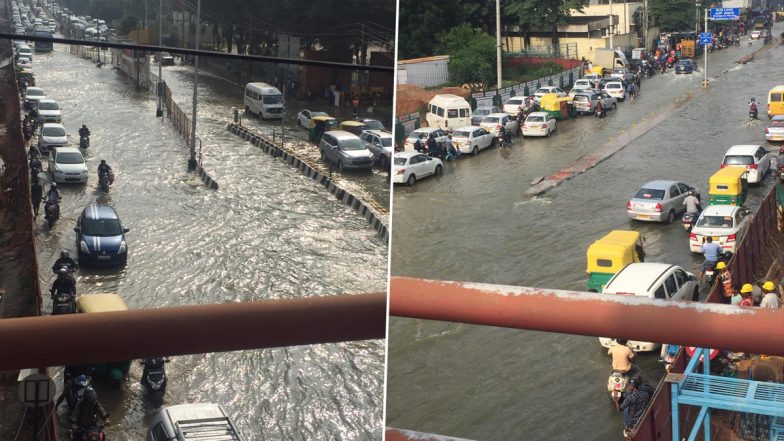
[{"left": 30, "top": 177, "right": 43, "bottom": 218}]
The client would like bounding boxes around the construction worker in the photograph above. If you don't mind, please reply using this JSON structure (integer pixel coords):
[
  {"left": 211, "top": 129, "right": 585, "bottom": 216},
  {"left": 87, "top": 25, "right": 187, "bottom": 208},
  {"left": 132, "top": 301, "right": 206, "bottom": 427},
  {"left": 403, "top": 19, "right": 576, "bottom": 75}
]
[
  {"left": 739, "top": 284, "right": 754, "bottom": 308},
  {"left": 716, "top": 262, "right": 734, "bottom": 304},
  {"left": 759, "top": 281, "right": 780, "bottom": 309}
]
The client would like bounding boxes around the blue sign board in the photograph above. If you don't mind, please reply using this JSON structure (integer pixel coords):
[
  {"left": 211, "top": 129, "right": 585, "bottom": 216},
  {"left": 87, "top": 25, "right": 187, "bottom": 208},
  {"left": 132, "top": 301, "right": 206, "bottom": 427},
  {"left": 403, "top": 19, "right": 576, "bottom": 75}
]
[
  {"left": 698, "top": 32, "right": 713, "bottom": 45},
  {"left": 709, "top": 8, "right": 740, "bottom": 20}
]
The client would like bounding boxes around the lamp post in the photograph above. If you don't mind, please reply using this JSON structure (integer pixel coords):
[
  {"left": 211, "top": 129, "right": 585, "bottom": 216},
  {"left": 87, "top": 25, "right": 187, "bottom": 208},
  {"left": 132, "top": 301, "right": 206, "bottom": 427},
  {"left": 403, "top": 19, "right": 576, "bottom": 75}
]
[
  {"left": 188, "top": 0, "right": 200, "bottom": 171},
  {"left": 496, "top": 0, "right": 502, "bottom": 91},
  {"left": 609, "top": 0, "right": 614, "bottom": 49},
  {"left": 156, "top": 0, "right": 163, "bottom": 117}
]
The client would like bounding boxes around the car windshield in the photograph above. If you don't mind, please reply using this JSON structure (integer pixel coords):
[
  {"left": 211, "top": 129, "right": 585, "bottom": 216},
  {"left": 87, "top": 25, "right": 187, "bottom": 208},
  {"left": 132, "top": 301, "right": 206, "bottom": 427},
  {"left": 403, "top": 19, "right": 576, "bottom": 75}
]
[
  {"left": 574, "top": 96, "right": 588, "bottom": 102},
  {"left": 340, "top": 138, "right": 365, "bottom": 151},
  {"left": 364, "top": 120, "right": 384, "bottom": 130},
  {"left": 311, "top": 111, "right": 327, "bottom": 118},
  {"left": 484, "top": 117, "right": 500, "bottom": 123},
  {"left": 380, "top": 137, "right": 392, "bottom": 147},
  {"left": 607, "top": 84, "right": 621, "bottom": 88},
  {"left": 452, "top": 130, "right": 470, "bottom": 137},
  {"left": 43, "top": 126, "right": 65, "bottom": 137},
  {"left": 262, "top": 95, "right": 283, "bottom": 105},
  {"left": 56, "top": 152, "right": 84, "bottom": 164},
  {"left": 82, "top": 218, "right": 123, "bottom": 236},
  {"left": 723, "top": 155, "right": 753, "bottom": 165},
  {"left": 38, "top": 102, "right": 59, "bottom": 110},
  {"left": 770, "top": 119, "right": 784, "bottom": 127},
  {"left": 527, "top": 116, "right": 544, "bottom": 122},
  {"left": 535, "top": 89, "right": 550, "bottom": 94},
  {"left": 634, "top": 188, "right": 666, "bottom": 200},
  {"left": 394, "top": 157, "right": 408, "bottom": 166},
  {"left": 408, "top": 132, "right": 428, "bottom": 141},
  {"left": 696, "top": 215, "right": 734, "bottom": 228},
  {"left": 26, "top": 89, "right": 44, "bottom": 97},
  {"left": 475, "top": 109, "right": 490, "bottom": 116}
]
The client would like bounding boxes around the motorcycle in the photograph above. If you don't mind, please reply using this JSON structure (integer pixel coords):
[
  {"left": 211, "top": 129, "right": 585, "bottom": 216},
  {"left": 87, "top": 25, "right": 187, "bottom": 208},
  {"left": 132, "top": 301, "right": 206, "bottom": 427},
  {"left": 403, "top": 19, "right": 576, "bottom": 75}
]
[
  {"left": 141, "top": 357, "right": 169, "bottom": 406},
  {"left": 607, "top": 371, "right": 629, "bottom": 411},
  {"left": 594, "top": 105, "right": 606, "bottom": 118},
  {"left": 704, "top": 251, "right": 734, "bottom": 286},
  {"left": 749, "top": 106, "right": 758, "bottom": 120},
  {"left": 71, "top": 423, "right": 107, "bottom": 441},
  {"left": 51, "top": 289, "right": 76, "bottom": 315},
  {"left": 29, "top": 157, "right": 42, "bottom": 176},
  {"left": 44, "top": 199, "right": 60, "bottom": 229},
  {"left": 98, "top": 171, "right": 113, "bottom": 193},
  {"left": 79, "top": 135, "right": 89, "bottom": 149},
  {"left": 682, "top": 212, "right": 696, "bottom": 231}
]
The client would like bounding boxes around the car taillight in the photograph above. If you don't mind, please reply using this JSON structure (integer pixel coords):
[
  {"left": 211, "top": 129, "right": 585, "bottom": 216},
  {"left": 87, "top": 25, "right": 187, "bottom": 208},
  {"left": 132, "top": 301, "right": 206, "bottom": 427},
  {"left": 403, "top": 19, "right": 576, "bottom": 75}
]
[
  {"left": 522, "top": 124, "right": 527, "bottom": 128},
  {"left": 727, "top": 234, "right": 737, "bottom": 242},
  {"left": 626, "top": 200, "right": 631, "bottom": 210},
  {"left": 749, "top": 163, "right": 758, "bottom": 169},
  {"left": 397, "top": 168, "right": 405, "bottom": 175},
  {"left": 720, "top": 163, "right": 727, "bottom": 168},
  {"left": 496, "top": 125, "right": 502, "bottom": 129},
  {"left": 690, "top": 233, "right": 697, "bottom": 240},
  {"left": 654, "top": 203, "right": 662, "bottom": 212}
]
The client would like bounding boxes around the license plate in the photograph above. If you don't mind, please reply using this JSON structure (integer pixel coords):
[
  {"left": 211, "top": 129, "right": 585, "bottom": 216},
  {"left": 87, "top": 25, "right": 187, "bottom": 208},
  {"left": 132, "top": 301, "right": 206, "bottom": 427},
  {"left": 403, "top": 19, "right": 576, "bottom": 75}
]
[
  {"left": 712, "top": 236, "right": 719, "bottom": 241},
  {"left": 97, "top": 255, "right": 110, "bottom": 260},
  {"left": 636, "top": 214, "right": 650, "bottom": 219}
]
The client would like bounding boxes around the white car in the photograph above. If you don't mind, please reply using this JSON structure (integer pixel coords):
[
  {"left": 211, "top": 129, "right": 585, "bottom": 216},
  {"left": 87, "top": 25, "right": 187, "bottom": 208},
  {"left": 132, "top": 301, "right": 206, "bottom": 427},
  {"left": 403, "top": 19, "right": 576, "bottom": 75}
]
[
  {"left": 296, "top": 109, "right": 329, "bottom": 128},
  {"left": 503, "top": 96, "right": 528, "bottom": 115},
  {"left": 521, "top": 112, "right": 556, "bottom": 137},
  {"left": 568, "top": 79, "right": 594, "bottom": 98},
  {"left": 533, "top": 87, "right": 566, "bottom": 103},
  {"left": 47, "top": 147, "right": 87, "bottom": 183},
  {"left": 35, "top": 98, "right": 62, "bottom": 123},
  {"left": 750, "top": 30, "right": 762, "bottom": 40},
  {"left": 604, "top": 81, "right": 626, "bottom": 101},
  {"left": 16, "top": 57, "right": 32, "bottom": 69},
  {"left": 17, "top": 45, "right": 33, "bottom": 60},
  {"left": 393, "top": 151, "right": 443, "bottom": 186},
  {"left": 24, "top": 87, "right": 46, "bottom": 108},
  {"left": 450, "top": 126, "right": 494, "bottom": 155},
  {"left": 480, "top": 113, "right": 519, "bottom": 137},
  {"left": 38, "top": 123, "right": 68, "bottom": 153},
  {"left": 404, "top": 127, "right": 449, "bottom": 151},
  {"left": 599, "top": 263, "right": 698, "bottom": 351},
  {"left": 689, "top": 205, "right": 749, "bottom": 254},
  {"left": 359, "top": 129, "right": 393, "bottom": 168},
  {"left": 766, "top": 115, "right": 784, "bottom": 142},
  {"left": 720, "top": 144, "right": 770, "bottom": 184}
]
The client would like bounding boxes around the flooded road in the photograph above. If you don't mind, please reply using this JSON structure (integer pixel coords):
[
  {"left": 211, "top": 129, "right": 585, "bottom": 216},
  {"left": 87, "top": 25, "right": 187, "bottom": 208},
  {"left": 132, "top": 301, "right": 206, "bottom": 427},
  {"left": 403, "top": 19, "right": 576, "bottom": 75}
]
[
  {"left": 31, "top": 44, "right": 387, "bottom": 440},
  {"left": 387, "top": 35, "right": 784, "bottom": 440}
]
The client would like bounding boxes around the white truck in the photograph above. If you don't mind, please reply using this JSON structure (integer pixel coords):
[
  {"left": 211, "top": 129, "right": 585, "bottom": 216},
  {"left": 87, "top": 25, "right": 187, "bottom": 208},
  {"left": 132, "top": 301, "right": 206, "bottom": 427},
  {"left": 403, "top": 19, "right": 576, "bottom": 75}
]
[
  {"left": 592, "top": 48, "right": 630, "bottom": 75},
  {"left": 147, "top": 403, "right": 244, "bottom": 441}
]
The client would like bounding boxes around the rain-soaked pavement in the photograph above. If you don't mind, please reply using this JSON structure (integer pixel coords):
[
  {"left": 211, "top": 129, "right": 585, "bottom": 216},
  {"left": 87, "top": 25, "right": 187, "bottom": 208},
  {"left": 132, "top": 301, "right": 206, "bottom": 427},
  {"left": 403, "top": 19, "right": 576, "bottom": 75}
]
[
  {"left": 387, "top": 31, "right": 784, "bottom": 440},
  {"left": 30, "top": 44, "right": 387, "bottom": 440}
]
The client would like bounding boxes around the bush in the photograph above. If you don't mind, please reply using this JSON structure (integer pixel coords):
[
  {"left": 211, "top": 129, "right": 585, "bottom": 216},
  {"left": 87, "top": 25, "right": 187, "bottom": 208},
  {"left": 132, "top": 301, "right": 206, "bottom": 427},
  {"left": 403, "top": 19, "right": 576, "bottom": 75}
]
[
  {"left": 437, "top": 24, "right": 496, "bottom": 86},
  {"left": 503, "top": 61, "right": 564, "bottom": 83}
]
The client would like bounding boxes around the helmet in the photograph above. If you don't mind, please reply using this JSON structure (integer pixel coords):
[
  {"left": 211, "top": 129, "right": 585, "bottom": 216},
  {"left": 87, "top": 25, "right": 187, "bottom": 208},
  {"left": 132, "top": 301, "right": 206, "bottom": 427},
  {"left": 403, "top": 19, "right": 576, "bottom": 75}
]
[
  {"left": 57, "top": 267, "right": 68, "bottom": 276},
  {"left": 629, "top": 377, "right": 641, "bottom": 387},
  {"left": 61, "top": 250, "right": 69, "bottom": 259},
  {"left": 750, "top": 97, "right": 756, "bottom": 102},
  {"left": 75, "top": 375, "right": 89, "bottom": 387},
  {"left": 762, "top": 281, "right": 775, "bottom": 291},
  {"left": 50, "top": 183, "right": 57, "bottom": 189},
  {"left": 688, "top": 190, "right": 694, "bottom": 195},
  {"left": 716, "top": 262, "right": 727, "bottom": 270},
  {"left": 83, "top": 386, "right": 97, "bottom": 402},
  {"left": 82, "top": 124, "right": 86, "bottom": 128},
  {"left": 740, "top": 283, "right": 753, "bottom": 294},
  {"left": 100, "top": 159, "right": 106, "bottom": 165}
]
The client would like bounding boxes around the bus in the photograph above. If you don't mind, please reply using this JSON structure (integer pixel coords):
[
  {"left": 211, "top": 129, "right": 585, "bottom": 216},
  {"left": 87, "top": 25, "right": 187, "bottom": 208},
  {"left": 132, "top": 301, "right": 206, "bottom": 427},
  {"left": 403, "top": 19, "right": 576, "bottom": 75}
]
[{"left": 32, "top": 29, "right": 53, "bottom": 52}]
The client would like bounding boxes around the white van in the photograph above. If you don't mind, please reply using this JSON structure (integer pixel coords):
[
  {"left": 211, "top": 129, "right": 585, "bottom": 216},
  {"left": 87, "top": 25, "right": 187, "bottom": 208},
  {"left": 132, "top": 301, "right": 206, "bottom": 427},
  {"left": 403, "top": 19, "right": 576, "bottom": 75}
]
[
  {"left": 597, "top": 263, "right": 698, "bottom": 352},
  {"left": 244, "top": 82, "right": 284, "bottom": 120},
  {"left": 147, "top": 403, "right": 244, "bottom": 441},
  {"left": 425, "top": 94, "right": 472, "bottom": 131}
]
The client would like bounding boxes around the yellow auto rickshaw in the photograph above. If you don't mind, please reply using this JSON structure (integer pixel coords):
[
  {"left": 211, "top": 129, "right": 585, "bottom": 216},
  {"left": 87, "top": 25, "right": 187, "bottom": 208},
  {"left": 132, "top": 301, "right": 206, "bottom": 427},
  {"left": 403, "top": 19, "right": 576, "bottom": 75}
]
[
  {"left": 540, "top": 94, "right": 573, "bottom": 120},
  {"left": 76, "top": 293, "right": 132, "bottom": 386},
  {"left": 589, "top": 66, "right": 605, "bottom": 76},
  {"left": 586, "top": 230, "right": 645, "bottom": 292},
  {"left": 708, "top": 167, "right": 748, "bottom": 206},
  {"left": 18, "top": 68, "right": 35, "bottom": 87},
  {"left": 339, "top": 120, "right": 369, "bottom": 136},
  {"left": 308, "top": 115, "right": 339, "bottom": 143}
]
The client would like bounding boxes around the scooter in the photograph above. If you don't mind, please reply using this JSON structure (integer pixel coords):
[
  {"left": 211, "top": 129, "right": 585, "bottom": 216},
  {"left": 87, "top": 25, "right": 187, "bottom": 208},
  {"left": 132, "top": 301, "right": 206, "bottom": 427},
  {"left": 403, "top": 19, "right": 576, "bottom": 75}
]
[
  {"left": 594, "top": 105, "right": 606, "bottom": 118},
  {"left": 98, "top": 171, "right": 112, "bottom": 193},
  {"left": 51, "top": 289, "right": 76, "bottom": 315},
  {"left": 71, "top": 423, "right": 107, "bottom": 441},
  {"left": 607, "top": 371, "right": 629, "bottom": 411},
  {"left": 65, "top": 375, "right": 91, "bottom": 409},
  {"left": 79, "top": 135, "right": 89, "bottom": 149},
  {"left": 749, "top": 106, "right": 758, "bottom": 120},
  {"left": 44, "top": 199, "right": 60, "bottom": 229},
  {"left": 682, "top": 212, "right": 696, "bottom": 231},
  {"left": 141, "top": 357, "right": 169, "bottom": 407}
]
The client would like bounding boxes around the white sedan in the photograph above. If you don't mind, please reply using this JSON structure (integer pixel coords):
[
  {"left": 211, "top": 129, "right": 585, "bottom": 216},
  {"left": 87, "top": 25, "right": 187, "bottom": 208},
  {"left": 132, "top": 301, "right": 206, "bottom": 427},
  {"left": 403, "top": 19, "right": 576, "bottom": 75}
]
[
  {"left": 451, "top": 126, "right": 494, "bottom": 155},
  {"left": 296, "top": 109, "right": 329, "bottom": 128},
  {"left": 750, "top": 30, "right": 762, "bottom": 39},
  {"left": 47, "top": 147, "right": 88, "bottom": 183},
  {"left": 393, "top": 151, "right": 443, "bottom": 186},
  {"left": 689, "top": 205, "right": 749, "bottom": 254},
  {"left": 521, "top": 112, "right": 556, "bottom": 137},
  {"left": 604, "top": 81, "right": 626, "bottom": 101},
  {"left": 533, "top": 87, "right": 566, "bottom": 103}
]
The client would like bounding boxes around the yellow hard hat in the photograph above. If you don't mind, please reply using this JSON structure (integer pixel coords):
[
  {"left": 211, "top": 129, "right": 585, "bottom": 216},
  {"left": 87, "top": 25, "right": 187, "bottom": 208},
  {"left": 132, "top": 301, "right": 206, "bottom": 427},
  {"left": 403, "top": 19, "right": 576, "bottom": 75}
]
[
  {"left": 762, "top": 281, "right": 775, "bottom": 291},
  {"left": 716, "top": 262, "right": 727, "bottom": 270},
  {"left": 740, "top": 283, "right": 753, "bottom": 294}
]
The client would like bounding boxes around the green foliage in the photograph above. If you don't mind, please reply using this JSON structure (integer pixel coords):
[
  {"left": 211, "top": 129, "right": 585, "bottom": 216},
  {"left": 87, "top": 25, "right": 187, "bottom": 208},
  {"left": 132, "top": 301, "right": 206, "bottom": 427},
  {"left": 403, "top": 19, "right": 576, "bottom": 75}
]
[
  {"left": 504, "top": 61, "right": 563, "bottom": 83},
  {"left": 437, "top": 24, "right": 497, "bottom": 85},
  {"left": 119, "top": 15, "right": 139, "bottom": 35},
  {"left": 649, "top": 0, "right": 697, "bottom": 32},
  {"left": 89, "top": 0, "right": 124, "bottom": 22}
]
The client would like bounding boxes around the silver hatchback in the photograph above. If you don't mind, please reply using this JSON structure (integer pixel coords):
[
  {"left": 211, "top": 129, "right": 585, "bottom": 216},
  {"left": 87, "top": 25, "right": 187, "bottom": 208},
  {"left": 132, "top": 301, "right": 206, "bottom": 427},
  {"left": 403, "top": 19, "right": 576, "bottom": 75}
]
[
  {"left": 626, "top": 180, "right": 699, "bottom": 223},
  {"left": 319, "top": 130, "right": 375, "bottom": 171},
  {"left": 766, "top": 115, "right": 784, "bottom": 142}
]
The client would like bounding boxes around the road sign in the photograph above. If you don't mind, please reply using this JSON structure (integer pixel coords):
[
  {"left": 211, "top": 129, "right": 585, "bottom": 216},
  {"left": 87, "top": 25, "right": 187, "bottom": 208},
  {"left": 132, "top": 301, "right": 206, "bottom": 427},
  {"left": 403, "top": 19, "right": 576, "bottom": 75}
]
[
  {"left": 698, "top": 32, "right": 713, "bottom": 45},
  {"left": 685, "top": 346, "right": 720, "bottom": 361},
  {"left": 710, "top": 7, "right": 740, "bottom": 20},
  {"left": 17, "top": 373, "right": 56, "bottom": 408}
]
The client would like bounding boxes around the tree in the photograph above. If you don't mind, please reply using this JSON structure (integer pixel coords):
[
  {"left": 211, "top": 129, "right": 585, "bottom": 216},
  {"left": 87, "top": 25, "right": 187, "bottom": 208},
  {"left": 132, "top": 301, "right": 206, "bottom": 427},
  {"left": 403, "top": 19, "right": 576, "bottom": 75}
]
[
  {"left": 507, "top": 0, "right": 589, "bottom": 49},
  {"left": 437, "top": 24, "right": 496, "bottom": 86},
  {"left": 649, "top": 0, "right": 697, "bottom": 32},
  {"left": 397, "top": 0, "right": 468, "bottom": 59},
  {"left": 119, "top": 15, "right": 139, "bottom": 35}
]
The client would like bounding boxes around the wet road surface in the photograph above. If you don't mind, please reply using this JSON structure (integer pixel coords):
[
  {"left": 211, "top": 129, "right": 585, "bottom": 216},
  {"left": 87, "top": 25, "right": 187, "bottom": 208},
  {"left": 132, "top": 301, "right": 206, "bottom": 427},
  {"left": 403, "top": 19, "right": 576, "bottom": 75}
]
[
  {"left": 31, "top": 44, "right": 387, "bottom": 440},
  {"left": 387, "top": 33, "right": 784, "bottom": 440}
]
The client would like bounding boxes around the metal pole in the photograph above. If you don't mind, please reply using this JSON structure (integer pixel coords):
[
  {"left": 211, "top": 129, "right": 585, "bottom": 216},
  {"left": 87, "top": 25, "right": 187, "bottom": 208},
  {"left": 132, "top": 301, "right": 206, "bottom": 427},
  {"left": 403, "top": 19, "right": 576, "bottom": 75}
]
[
  {"left": 496, "top": 0, "right": 502, "bottom": 91},
  {"left": 609, "top": 0, "right": 614, "bottom": 49},
  {"left": 189, "top": 0, "right": 201, "bottom": 170},
  {"left": 281, "top": 87, "right": 285, "bottom": 147},
  {"left": 704, "top": 8, "right": 708, "bottom": 88},
  {"left": 156, "top": 0, "right": 163, "bottom": 117},
  {"left": 643, "top": 0, "right": 649, "bottom": 48}
]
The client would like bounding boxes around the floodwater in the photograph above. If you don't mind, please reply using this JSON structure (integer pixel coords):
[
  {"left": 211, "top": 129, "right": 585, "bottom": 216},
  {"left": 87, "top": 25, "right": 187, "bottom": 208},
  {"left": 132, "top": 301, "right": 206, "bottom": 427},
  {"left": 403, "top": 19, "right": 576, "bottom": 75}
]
[
  {"left": 387, "top": 33, "right": 783, "bottom": 440},
  {"left": 30, "top": 44, "right": 387, "bottom": 440}
]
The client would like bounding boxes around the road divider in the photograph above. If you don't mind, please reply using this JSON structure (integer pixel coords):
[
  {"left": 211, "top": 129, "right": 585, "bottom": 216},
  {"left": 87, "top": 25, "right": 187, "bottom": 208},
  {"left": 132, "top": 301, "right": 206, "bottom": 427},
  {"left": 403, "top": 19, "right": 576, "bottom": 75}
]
[{"left": 227, "top": 123, "right": 389, "bottom": 243}]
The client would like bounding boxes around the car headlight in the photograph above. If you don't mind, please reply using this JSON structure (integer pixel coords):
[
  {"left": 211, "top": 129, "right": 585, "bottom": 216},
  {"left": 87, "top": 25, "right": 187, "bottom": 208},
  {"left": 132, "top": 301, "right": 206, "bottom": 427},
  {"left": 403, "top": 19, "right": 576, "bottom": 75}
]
[
  {"left": 80, "top": 240, "right": 89, "bottom": 253},
  {"left": 118, "top": 241, "right": 127, "bottom": 254}
]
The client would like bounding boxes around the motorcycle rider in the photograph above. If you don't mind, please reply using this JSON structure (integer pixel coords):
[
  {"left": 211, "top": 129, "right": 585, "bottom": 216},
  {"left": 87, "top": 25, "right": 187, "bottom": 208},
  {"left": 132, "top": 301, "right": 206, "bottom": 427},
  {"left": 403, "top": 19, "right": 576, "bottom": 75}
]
[
  {"left": 45, "top": 183, "right": 61, "bottom": 203},
  {"left": 683, "top": 190, "right": 701, "bottom": 219},
  {"left": 78, "top": 124, "right": 91, "bottom": 139},
  {"left": 51, "top": 267, "right": 76, "bottom": 299},
  {"left": 97, "top": 160, "right": 113, "bottom": 182},
  {"left": 608, "top": 338, "right": 637, "bottom": 376},
  {"left": 55, "top": 374, "right": 89, "bottom": 409},
  {"left": 52, "top": 251, "right": 79, "bottom": 275},
  {"left": 595, "top": 100, "right": 605, "bottom": 118},
  {"left": 749, "top": 97, "right": 758, "bottom": 114},
  {"left": 28, "top": 144, "right": 41, "bottom": 161},
  {"left": 70, "top": 387, "right": 109, "bottom": 440},
  {"left": 699, "top": 236, "right": 722, "bottom": 283},
  {"left": 621, "top": 375, "right": 654, "bottom": 437}
]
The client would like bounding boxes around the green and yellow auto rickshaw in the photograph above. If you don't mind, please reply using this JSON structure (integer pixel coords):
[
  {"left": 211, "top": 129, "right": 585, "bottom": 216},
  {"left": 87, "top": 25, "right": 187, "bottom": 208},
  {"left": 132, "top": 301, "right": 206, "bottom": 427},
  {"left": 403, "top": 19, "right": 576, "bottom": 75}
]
[
  {"left": 708, "top": 167, "right": 748, "bottom": 206},
  {"left": 586, "top": 230, "right": 645, "bottom": 292},
  {"left": 308, "top": 115, "right": 339, "bottom": 143},
  {"left": 76, "top": 293, "right": 132, "bottom": 386},
  {"left": 339, "top": 120, "right": 369, "bottom": 137},
  {"left": 17, "top": 68, "right": 36, "bottom": 87}
]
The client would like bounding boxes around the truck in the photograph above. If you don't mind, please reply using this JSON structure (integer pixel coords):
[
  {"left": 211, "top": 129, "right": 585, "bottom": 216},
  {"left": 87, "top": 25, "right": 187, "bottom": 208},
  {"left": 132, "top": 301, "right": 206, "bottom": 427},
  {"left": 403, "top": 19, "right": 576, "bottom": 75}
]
[
  {"left": 592, "top": 48, "right": 629, "bottom": 76},
  {"left": 147, "top": 403, "right": 245, "bottom": 441},
  {"left": 680, "top": 39, "right": 696, "bottom": 58}
]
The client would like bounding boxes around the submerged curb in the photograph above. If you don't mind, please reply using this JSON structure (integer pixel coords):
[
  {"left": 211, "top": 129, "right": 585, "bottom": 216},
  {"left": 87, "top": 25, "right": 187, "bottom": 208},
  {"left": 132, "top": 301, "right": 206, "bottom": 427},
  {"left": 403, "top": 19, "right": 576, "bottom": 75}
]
[{"left": 226, "top": 123, "right": 389, "bottom": 243}]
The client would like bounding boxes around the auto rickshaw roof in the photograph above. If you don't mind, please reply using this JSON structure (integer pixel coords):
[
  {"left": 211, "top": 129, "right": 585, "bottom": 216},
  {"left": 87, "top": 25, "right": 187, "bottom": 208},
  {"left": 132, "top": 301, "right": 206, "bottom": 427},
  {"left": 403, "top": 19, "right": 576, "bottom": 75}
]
[
  {"left": 311, "top": 115, "right": 336, "bottom": 122},
  {"left": 77, "top": 293, "right": 129, "bottom": 313},
  {"left": 340, "top": 121, "right": 367, "bottom": 127},
  {"left": 586, "top": 230, "right": 641, "bottom": 273},
  {"left": 709, "top": 166, "right": 747, "bottom": 187}
]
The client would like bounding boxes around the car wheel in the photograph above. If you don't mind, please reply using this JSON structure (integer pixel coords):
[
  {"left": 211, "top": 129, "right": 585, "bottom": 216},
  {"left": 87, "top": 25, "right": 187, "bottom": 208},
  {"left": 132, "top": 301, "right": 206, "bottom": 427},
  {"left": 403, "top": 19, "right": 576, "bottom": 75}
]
[
  {"left": 545, "top": 127, "right": 551, "bottom": 137},
  {"left": 613, "top": 103, "right": 617, "bottom": 110},
  {"left": 435, "top": 165, "right": 443, "bottom": 176},
  {"left": 320, "top": 150, "right": 326, "bottom": 162},
  {"left": 665, "top": 210, "right": 675, "bottom": 224},
  {"left": 407, "top": 174, "right": 416, "bottom": 186},
  {"left": 692, "top": 287, "right": 699, "bottom": 302},
  {"left": 379, "top": 156, "right": 387, "bottom": 169},
  {"left": 297, "top": 119, "right": 302, "bottom": 127},
  {"left": 472, "top": 145, "right": 479, "bottom": 155},
  {"left": 490, "top": 138, "right": 496, "bottom": 147},
  {"left": 337, "top": 160, "right": 344, "bottom": 172},
  {"left": 244, "top": 106, "right": 250, "bottom": 114}
]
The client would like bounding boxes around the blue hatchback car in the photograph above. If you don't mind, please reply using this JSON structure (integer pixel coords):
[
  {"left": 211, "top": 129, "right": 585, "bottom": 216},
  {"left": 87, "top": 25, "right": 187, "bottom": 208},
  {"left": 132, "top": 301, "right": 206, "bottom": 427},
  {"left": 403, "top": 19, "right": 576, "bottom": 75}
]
[
  {"left": 675, "top": 59, "right": 695, "bottom": 74},
  {"left": 74, "top": 204, "right": 129, "bottom": 266}
]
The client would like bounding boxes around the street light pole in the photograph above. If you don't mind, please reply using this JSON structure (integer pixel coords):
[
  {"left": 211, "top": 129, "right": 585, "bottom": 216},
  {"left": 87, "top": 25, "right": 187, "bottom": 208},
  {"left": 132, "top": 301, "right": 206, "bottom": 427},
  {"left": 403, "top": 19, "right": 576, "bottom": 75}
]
[
  {"left": 189, "top": 0, "right": 200, "bottom": 170},
  {"left": 156, "top": 0, "right": 163, "bottom": 117},
  {"left": 496, "top": 0, "right": 502, "bottom": 91},
  {"left": 609, "top": 0, "right": 614, "bottom": 49},
  {"left": 704, "top": 7, "right": 709, "bottom": 88}
]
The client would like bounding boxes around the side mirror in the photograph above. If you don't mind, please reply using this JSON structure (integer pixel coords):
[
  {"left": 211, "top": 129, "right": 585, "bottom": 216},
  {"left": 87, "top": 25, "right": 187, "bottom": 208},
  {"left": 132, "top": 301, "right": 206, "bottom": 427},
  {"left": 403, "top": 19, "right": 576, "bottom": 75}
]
[
  {"left": 426, "top": 157, "right": 433, "bottom": 161},
  {"left": 73, "top": 227, "right": 80, "bottom": 233},
  {"left": 123, "top": 227, "right": 130, "bottom": 233}
]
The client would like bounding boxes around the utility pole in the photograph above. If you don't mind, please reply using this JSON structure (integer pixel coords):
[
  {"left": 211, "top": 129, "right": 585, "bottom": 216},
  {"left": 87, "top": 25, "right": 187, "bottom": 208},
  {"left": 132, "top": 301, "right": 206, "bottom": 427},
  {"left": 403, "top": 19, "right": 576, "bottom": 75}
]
[
  {"left": 643, "top": 0, "right": 649, "bottom": 48},
  {"left": 696, "top": 0, "right": 701, "bottom": 33},
  {"left": 703, "top": 7, "right": 708, "bottom": 88},
  {"left": 156, "top": 0, "right": 163, "bottom": 117},
  {"left": 496, "top": 0, "right": 502, "bottom": 91},
  {"left": 609, "top": 0, "right": 614, "bottom": 49},
  {"left": 189, "top": 0, "right": 201, "bottom": 170}
]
